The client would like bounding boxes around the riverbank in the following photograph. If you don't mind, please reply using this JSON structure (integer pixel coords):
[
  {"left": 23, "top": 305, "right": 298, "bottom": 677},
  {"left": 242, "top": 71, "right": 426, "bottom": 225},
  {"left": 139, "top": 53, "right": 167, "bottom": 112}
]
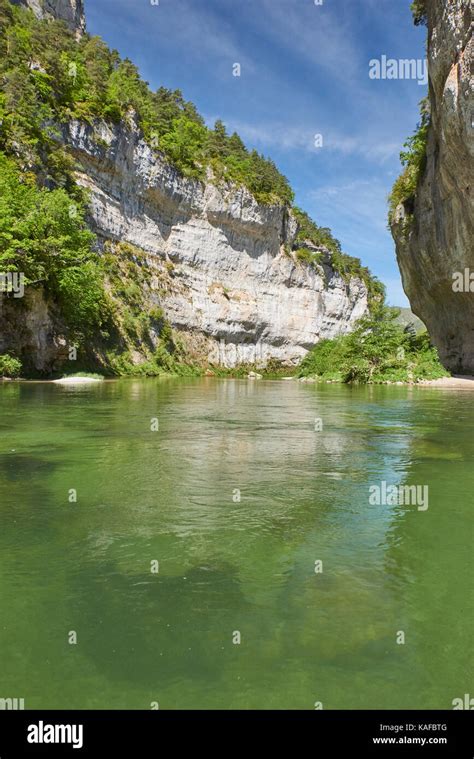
[
  {"left": 5, "top": 373, "right": 474, "bottom": 389},
  {"left": 0, "top": 307, "right": 451, "bottom": 385},
  {"left": 418, "top": 376, "right": 474, "bottom": 388},
  {"left": 297, "top": 375, "right": 474, "bottom": 388}
]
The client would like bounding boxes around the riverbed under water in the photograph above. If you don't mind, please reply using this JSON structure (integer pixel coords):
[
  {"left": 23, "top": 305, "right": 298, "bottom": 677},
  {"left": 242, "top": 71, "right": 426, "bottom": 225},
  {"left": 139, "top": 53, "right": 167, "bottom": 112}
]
[{"left": 0, "top": 378, "right": 472, "bottom": 709}]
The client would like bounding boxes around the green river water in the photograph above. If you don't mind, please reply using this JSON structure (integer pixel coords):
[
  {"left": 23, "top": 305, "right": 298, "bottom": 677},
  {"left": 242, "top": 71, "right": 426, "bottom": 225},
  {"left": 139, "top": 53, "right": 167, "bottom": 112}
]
[{"left": 0, "top": 378, "right": 472, "bottom": 709}]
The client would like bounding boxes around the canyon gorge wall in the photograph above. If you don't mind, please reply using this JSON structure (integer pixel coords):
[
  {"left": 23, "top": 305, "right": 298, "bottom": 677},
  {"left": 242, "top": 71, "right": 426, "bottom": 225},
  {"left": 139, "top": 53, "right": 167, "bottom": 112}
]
[{"left": 391, "top": 0, "right": 473, "bottom": 373}]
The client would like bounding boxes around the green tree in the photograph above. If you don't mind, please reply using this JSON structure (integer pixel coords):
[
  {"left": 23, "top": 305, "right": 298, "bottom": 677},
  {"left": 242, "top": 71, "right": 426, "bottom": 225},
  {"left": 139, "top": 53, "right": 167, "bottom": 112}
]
[
  {"left": 207, "top": 119, "right": 229, "bottom": 158},
  {"left": 159, "top": 116, "right": 208, "bottom": 176},
  {"left": 227, "top": 131, "right": 248, "bottom": 159},
  {"left": 299, "top": 305, "right": 446, "bottom": 384}
]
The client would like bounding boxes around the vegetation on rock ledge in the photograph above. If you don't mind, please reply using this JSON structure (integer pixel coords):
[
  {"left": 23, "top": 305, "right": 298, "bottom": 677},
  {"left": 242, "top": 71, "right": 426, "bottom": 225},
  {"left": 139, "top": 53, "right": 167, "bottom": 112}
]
[
  {"left": 389, "top": 2, "right": 430, "bottom": 225},
  {"left": 389, "top": 98, "right": 429, "bottom": 225},
  {"left": 411, "top": 0, "right": 428, "bottom": 26},
  {"left": 293, "top": 208, "right": 385, "bottom": 304}
]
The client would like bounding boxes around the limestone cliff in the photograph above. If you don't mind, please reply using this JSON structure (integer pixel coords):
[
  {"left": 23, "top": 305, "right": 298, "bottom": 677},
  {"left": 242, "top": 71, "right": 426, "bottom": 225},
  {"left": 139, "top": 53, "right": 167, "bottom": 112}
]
[
  {"left": 55, "top": 117, "right": 367, "bottom": 369},
  {"left": 391, "top": 0, "right": 473, "bottom": 372},
  {"left": 11, "top": 0, "right": 85, "bottom": 35}
]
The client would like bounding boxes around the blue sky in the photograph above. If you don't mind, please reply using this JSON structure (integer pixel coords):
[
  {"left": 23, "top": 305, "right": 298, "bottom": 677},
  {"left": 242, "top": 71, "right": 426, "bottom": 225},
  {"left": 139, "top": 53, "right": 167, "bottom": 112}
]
[{"left": 85, "top": 0, "right": 427, "bottom": 306}]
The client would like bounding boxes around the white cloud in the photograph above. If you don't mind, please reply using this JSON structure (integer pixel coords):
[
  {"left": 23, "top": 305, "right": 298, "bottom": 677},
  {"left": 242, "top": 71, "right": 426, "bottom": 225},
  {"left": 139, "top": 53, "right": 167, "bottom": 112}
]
[
  {"left": 309, "top": 178, "right": 391, "bottom": 235},
  {"left": 207, "top": 116, "right": 400, "bottom": 165}
]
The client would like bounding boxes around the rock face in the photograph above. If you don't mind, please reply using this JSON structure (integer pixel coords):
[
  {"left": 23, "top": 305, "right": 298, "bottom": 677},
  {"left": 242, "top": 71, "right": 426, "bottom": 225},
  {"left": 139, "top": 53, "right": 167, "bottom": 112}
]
[
  {"left": 0, "top": 290, "right": 68, "bottom": 374},
  {"left": 391, "top": 0, "right": 473, "bottom": 372},
  {"left": 11, "top": 0, "right": 85, "bottom": 35},
  {"left": 63, "top": 118, "right": 368, "bottom": 368}
]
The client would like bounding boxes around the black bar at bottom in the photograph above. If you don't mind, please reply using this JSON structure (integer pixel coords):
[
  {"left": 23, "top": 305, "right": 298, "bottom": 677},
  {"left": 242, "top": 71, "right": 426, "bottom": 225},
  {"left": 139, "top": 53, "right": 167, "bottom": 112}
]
[{"left": 0, "top": 710, "right": 472, "bottom": 757}]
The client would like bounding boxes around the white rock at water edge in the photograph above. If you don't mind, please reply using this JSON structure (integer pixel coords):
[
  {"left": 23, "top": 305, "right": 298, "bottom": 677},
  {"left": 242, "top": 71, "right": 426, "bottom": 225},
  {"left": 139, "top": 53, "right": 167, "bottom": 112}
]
[{"left": 53, "top": 377, "right": 103, "bottom": 384}]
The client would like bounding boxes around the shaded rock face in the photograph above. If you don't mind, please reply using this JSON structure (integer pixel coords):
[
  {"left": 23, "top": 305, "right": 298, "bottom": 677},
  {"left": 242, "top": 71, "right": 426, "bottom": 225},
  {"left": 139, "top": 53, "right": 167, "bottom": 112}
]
[
  {"left": 0, "top": 290, "right": 68, "bottom": 374},
  {"left": 391, "top": 0, "right": 473, "bottom": 372},
  {"left": 63, "top": 118, "right": 368, "bottom": 368},
  {"left": 11, "top": 0, "right": 85, "bottom": 35}
]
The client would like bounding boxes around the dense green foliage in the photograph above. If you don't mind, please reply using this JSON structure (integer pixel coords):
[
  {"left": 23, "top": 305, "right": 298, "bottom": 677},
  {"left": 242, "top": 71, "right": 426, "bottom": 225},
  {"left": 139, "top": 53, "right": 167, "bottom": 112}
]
[
  {"left": 0, "top": 0, "right": 293, "bottom": 203},
  {"left": 298, "top": 306, "right": 448, "bottom": 384},
  {"left": 295, "top": 246, "right": 323, "bottom": 267},
  {"left": 0, "top": 353, "right": 22, "bottom": 377},
  {"left": 293, "top": 207, "right": 345, "bottom": 254},
  {"left": 0, "top": 151, "right": 108, "bottom": 337},
  {"left": 389, "top": 99, "right": 429, "bottom": 222}
]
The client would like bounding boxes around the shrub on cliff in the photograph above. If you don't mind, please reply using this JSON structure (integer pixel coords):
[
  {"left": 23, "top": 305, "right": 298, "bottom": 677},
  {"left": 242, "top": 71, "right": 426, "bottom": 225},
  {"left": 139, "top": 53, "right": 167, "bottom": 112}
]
[
  {"left": 411, "top": 0, "right": 427, "bottom": 26},
  {"left": 389, "top": 99, "right": 429, "bottom": 222},
  {"left": 293, "top": 207, "right": 385, "bottom": 306},
  {"left": 0, "top": 354, "right": 22, "bottom": 378},
  {"left": 389, "top": 5, "right": 430, "bottom": 223}
]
